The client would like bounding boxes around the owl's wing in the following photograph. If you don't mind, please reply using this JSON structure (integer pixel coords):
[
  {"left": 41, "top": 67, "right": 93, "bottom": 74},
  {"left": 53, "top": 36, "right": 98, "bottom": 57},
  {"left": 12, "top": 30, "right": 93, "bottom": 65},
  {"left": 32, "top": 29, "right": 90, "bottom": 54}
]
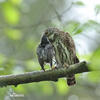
[{"left": 59, "top": 31, "right": 78, "bottom": 64}]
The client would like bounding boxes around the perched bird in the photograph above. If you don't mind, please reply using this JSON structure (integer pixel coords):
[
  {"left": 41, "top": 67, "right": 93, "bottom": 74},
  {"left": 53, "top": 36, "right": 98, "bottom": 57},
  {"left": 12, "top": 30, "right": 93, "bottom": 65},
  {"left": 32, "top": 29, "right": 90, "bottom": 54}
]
[
  {"left": 37, "top": 35, "right": 54, "bottom": 71},
  {"left": 43, "top": 27, "right": 79, "bottom": 86}
]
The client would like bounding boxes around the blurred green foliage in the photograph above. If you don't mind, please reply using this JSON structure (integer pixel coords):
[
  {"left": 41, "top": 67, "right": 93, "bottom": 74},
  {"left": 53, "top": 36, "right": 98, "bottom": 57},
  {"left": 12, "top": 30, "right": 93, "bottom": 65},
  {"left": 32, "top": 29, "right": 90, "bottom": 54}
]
[
  {"left": 56, "top": 79, "right": 69, "bottom": 95},
  {"left": 95, "top": 4, "right": 100, "bottom": 15},
  {"left": 90, "top": 48, "right": 100, "bottom": 70},
  {"left": 73, "top": 1, "right": 85, "bottom": 6},
  {"left": 0, "top": 0, "right": 100, "bottom": 100},
  {"left": 2, "top": 1, "right": 20, "bottom": 24},
  {"left": 5, "top": 29, "right": 22, "bottom": 40}
]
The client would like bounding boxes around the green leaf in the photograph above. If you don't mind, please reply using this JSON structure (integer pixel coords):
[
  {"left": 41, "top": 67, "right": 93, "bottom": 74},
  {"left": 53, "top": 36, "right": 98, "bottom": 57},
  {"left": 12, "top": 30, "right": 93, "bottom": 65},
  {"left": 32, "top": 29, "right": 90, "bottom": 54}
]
[
  {"left": 41, "top": 82, "right": 53, "bottom": 95},
  {"left": 80, "top": 20, "right": 100, "bottom": 32},
  {"left": 88, "top": 72, "right": 100, "bottom": 83},
  {"left": 87, "top": 20, "right": 98, "bottom": 25},
  {"left": 13, "top": 85, "right": 27, "bottom": 94},
  {"left": 10, "top": 0, "right": 22, "bottom": 5},
  {"left": 5, "top": 29, "right": 22, "bottom": 40},
  {"left": 95, "top": 4, "right": 100, "bottom": 15},
  {"left": 64, "top": 21, "right": 83, "bottom": 35},
  {"left": 56, "top": 79, "right": 69, "bottom": 95},
  {"left": 78, "top": 53, "right": 92, "bottom": 61},
  {"left": 2, "top": 2, "right": 20, "bottom": 24},
  {"left": 89, "top": 48, "right": 100, "bottom": 70},
  {"left": 64, "top": 21, "right": 79, "bottom": 33},
  {"left": 72, "top": 25, "right": 83, "bottom": 35},
  {"left": 73, "top": 1, "right": 84, "bottom": 6}
]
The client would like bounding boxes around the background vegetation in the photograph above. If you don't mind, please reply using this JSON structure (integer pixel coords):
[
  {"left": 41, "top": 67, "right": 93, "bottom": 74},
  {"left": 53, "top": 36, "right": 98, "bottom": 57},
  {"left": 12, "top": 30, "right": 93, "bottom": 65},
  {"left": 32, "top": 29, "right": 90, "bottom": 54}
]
[{"left": 0, "top": 0, "right": 100, "bottom": 100}]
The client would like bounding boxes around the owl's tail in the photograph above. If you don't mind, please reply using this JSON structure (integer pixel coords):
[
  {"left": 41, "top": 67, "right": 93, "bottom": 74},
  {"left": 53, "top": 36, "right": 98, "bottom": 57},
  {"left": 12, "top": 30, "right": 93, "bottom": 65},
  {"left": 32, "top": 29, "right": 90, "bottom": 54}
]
[
  {"left": 67, "top": 74, "right": 76, "bottom": 86},
  {"left": 66, "top": 56, "right": 79, "bottom": 86}
]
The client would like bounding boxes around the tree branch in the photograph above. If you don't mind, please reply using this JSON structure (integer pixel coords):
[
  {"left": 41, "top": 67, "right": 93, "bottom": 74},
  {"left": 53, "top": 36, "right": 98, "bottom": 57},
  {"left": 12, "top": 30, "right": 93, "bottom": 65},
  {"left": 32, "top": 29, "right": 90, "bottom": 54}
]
[{"left": 0, "top": 61, "right": 89, "bottom": 87}]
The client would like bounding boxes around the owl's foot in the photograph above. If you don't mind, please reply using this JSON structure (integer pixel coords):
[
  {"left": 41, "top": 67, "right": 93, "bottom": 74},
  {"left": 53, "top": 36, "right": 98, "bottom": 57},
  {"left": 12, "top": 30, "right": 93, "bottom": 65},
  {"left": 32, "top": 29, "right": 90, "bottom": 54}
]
[{"left": 51, "top": 66, "right": 58, "bottom": 70}]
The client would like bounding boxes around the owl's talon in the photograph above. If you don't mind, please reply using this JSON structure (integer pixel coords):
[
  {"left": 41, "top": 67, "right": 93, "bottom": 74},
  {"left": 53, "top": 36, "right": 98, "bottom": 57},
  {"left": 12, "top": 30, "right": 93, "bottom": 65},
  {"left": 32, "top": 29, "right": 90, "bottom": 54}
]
[{"left": 51, "top": 66, "right": 58, "bottom": 70}]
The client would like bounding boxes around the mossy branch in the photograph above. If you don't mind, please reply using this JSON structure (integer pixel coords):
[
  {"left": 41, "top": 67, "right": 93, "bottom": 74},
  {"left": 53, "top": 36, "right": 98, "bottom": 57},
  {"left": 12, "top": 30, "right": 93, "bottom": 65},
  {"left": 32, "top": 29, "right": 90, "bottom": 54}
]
[{"left": 0, "top": 61, "right": 89, "bottom": 87}]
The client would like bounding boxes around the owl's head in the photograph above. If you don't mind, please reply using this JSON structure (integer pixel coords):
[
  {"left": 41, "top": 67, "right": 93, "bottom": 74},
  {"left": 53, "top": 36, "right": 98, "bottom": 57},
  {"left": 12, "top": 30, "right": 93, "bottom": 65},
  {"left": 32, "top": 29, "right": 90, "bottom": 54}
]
[
  {"left": 41, "top": 35, "right": 49, "bottom": 45},
  {"left": 44, "top": 27, "right": 59, "bottom": 43}
]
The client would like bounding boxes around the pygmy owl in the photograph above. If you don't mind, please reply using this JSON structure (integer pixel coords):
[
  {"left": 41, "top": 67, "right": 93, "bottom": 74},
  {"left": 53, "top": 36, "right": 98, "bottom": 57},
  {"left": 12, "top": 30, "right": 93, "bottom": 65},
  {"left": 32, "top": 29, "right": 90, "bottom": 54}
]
[
  {"left": 37, "top": 35, "right": 54, "bottom": 71},
  {"left": 43, "top": 28, "right": 79, "bottom": 86}
]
